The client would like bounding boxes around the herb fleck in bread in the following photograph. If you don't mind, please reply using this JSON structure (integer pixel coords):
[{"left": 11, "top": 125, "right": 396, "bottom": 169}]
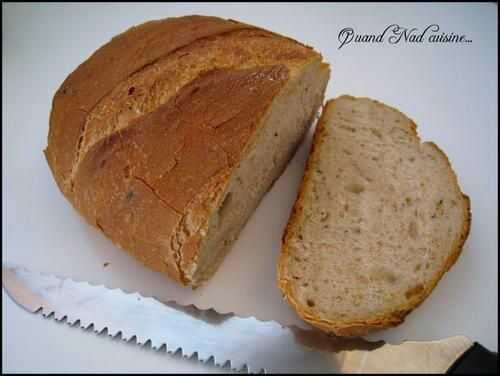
[
  {"left": 45, "top": 15, "right": 330, "bottom": 287},
  {"left": 278, "top": 96, "right": 471, "bottom": 336}
]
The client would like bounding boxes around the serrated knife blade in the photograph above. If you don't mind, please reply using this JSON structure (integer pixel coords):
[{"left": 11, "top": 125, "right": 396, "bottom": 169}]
[{"left": 3, "top": 263, "right": 474, "bottom": 373}]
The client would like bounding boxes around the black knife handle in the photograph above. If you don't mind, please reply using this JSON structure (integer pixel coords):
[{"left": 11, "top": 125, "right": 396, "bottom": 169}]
[{"left": 447, "top": 342, "right": 498, "bottom": 374}]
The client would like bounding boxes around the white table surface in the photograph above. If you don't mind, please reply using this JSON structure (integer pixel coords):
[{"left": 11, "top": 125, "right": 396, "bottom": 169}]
[{"left": 3, "top": 2, "right": 498, "bottom": 373}]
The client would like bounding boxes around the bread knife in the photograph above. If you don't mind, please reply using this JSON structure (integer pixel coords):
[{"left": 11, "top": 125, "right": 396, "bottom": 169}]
[{"left": 3, "top": 263, "right": 497, "bottom": 373}]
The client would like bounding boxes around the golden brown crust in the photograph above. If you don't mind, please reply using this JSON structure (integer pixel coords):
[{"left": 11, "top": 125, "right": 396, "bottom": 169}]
[
  {"left": 45, "top": 16, "right": 254, "bottom": 196},
  {"left": 278, "top": 97, "right": 471, "bottom": 336},
  {"left": 67, "top": 27, "right": 317, "bottom": 192},
  {"left": 73, "top": 65, "right": 289, "bottom": 283}
]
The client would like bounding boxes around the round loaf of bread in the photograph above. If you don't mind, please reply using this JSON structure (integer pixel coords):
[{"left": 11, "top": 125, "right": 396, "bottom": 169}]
[{"left": 45, "top": 15, "right": 330, "bottom": 287}]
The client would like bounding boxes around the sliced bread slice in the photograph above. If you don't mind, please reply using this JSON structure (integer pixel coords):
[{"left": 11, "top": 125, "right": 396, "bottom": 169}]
[{"left": 278, "top": 95, "right": 471, "bottom": 336}]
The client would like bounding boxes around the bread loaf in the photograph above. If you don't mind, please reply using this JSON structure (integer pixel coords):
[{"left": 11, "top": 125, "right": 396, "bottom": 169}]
[
  {"left": 278, "top": 96, "right": 470, "bottom": 336},
  {"left": 45, "top": 15, "right": 330, "bottom": 287}
]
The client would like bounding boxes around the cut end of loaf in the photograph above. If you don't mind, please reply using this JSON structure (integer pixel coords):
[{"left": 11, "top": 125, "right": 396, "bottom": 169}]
[
  {"left": 185, "top": 60, "right": 331, "bottom": 287},
  {"left": 278, "top": 95, "right": 471, "bottom": 336}
]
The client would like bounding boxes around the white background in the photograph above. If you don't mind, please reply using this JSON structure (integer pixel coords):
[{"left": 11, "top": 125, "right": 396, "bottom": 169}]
[{"left": 3, "top": 2, "right": 498, "bottom": 373}]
